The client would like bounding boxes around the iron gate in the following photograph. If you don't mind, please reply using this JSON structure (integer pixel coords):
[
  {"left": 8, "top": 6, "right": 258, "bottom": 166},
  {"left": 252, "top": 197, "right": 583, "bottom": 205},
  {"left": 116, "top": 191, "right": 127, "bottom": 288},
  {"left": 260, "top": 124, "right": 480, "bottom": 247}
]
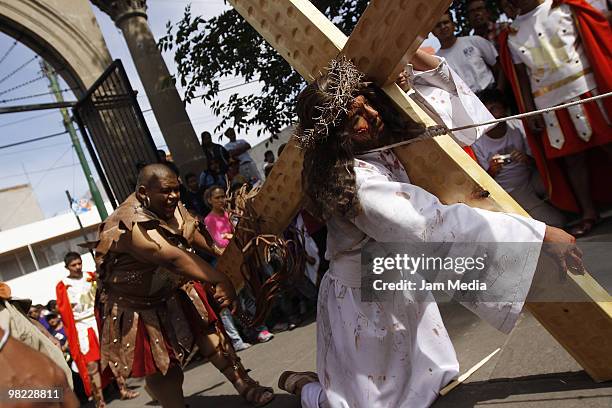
[{"left": 73, "top": 59, "right": 158, "bottom": 208}]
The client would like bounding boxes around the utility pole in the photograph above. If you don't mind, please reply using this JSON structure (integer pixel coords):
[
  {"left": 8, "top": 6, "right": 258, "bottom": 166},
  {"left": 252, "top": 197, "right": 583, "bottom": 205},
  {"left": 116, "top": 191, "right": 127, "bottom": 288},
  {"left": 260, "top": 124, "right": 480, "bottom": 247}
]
[{"left": 41, "top": 60, "right": 108, "bottom": 220}]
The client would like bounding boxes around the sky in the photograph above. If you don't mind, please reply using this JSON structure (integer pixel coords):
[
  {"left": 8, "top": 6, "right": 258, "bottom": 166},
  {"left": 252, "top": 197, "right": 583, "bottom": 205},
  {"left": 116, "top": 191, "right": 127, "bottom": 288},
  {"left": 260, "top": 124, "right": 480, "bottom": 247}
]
[{"left": 0, "top": 0, "right": 440, "bottom": 222}]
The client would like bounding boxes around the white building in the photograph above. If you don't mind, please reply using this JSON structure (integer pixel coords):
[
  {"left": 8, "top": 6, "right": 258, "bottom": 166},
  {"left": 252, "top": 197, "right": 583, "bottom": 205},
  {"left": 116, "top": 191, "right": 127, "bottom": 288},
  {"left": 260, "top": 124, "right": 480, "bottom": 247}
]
[
  {"left": 0, "top": 204, "right": 112, "bottom": 304},
  {"left": 248, "top": 125, "right": 294, "bottom": 178},
  {"left": 0, "top": 184, "right": 45, "bottom": 231}
]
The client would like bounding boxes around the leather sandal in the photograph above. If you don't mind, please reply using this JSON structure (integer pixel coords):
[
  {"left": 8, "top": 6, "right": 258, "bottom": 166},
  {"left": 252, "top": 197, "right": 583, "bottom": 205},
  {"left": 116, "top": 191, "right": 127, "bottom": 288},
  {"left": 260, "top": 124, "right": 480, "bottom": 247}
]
[
  {"left": 278, "top": 371, "right": 319, "bottom": 396},
  {"left": 206, "top": 333, "right": 274, "bottom": 407}
]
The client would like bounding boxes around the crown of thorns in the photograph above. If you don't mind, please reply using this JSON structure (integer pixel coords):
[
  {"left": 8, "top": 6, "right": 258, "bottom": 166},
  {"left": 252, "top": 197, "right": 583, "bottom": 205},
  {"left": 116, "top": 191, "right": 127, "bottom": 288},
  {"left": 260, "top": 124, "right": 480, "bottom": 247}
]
[{"left": 296, "top": 57, "right": 365, "bottom": 149}]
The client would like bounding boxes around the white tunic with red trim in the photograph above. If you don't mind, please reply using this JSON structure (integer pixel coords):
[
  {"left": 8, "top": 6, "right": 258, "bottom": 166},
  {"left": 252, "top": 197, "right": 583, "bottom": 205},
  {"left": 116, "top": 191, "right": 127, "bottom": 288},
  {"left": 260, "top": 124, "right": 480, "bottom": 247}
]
[{"left": 62, "top": 275, "right": 98, "bottom": 354}]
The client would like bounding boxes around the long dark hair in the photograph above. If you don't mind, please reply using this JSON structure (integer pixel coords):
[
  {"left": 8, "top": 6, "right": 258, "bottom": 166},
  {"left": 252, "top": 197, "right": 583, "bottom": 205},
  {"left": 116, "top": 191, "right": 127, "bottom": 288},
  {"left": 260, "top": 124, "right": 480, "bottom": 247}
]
[{"left": 297, "top": 76, "right": 425, "bottom": 220}]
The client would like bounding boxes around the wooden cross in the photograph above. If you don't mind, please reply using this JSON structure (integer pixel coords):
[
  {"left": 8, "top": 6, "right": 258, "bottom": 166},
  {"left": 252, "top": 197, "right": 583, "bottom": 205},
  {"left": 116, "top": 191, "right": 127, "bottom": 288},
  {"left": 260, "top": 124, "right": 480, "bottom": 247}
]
[{"left": 216, "top": 0, "right": 612, "bottom": 381}]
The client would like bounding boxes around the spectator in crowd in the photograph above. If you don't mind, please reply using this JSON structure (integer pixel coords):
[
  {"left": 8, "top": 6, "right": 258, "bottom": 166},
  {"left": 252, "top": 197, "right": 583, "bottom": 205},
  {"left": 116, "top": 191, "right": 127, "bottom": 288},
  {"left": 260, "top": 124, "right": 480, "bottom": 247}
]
[
  {"left": 261, "top": 150, "right": 275, "bottom": 178},
  {"left": 263, "top": 163, "right": 274, "bottom": 179},
  {"left": 499, "top": 0, "right": 519, "bottom": 18},
  {"left": 201, "top": 131, "right": 230, "bottom": 174},
  {"left": 199, "top": 158, "right": 227, "bottom": 192},
  {"left": 227, "top": 157, "right": 249, "bottom": 188},
  {"left": 182, "top": 172, "right": 207, "bottom": 216},
  {"left": 223, "top": 128, "right": 261, "bottom": 183},
  {"left": 472, "top": 90, "right": 565, "bottom": 226},
  {"left": 432, "top": 11, "right": 502, "bottom": 93},
  {"left": 203, "top": 186, "right": 274, "bottom": 347},
  {"left": 30, "top": 303, "right": 55, "bottom": 331},
  {"left": 46, "top": 299, "right": 59, "bottom": 315},
  {"left": 466, "top": 0, "right": 509, "bottom": 46},
  {"left": 499, "top": 0, "right": 612, "bottom": 236},
  {"left": 45, "top": 312, "right": 69, "bottom": 351},
  {"left": 157, "top": 149, "right": 180, "bottom": 176}
]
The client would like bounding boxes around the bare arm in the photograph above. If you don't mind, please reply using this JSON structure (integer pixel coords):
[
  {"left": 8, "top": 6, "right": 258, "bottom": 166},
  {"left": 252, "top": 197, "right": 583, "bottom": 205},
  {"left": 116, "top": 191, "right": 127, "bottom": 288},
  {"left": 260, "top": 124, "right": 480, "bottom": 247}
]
[
  {"left": 124, "top": 225, "right": 230, "bottom": 285},
  {"left": 121, "top": 225, "right": 237, "bottom": 310},
  {"left": 409, "top": 49, "right": 441, "bottom": 71}
]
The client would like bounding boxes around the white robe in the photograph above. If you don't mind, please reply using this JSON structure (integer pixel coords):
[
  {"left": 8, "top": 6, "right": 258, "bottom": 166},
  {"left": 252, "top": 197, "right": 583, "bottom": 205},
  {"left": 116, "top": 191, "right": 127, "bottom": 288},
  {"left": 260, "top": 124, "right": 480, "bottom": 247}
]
[
  {"left": 317, "top": 150, "right": 545, "bottom": 408},
  {"left": 406, "top": 57, "right": 496, "bottom": 146}
]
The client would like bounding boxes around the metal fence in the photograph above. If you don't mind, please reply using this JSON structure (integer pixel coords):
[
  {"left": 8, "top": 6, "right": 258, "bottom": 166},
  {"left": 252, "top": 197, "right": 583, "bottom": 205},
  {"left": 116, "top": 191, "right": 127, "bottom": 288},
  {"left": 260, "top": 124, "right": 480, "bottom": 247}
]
[{"left": 73, "top": 59, "right": 158, "bottom": 207}]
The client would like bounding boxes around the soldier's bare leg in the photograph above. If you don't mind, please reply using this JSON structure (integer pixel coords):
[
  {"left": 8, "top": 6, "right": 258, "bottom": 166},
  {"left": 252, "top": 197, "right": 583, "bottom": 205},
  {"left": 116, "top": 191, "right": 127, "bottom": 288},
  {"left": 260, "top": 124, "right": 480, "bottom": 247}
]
[{"left": 144, "top": 364, "right": 185, "bottom": 408}]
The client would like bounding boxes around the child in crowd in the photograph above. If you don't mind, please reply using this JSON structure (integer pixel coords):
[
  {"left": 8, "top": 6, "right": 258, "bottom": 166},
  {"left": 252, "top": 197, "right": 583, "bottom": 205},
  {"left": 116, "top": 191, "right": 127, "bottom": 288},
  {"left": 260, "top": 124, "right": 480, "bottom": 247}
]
[{"left": 472, "top": 89, "right": 565, "bottom": 226}]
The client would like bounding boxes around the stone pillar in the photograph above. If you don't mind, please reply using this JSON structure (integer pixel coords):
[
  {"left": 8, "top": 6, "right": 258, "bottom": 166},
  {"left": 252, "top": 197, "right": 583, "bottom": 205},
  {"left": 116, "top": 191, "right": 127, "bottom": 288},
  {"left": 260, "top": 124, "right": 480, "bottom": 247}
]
[{"left": 91, "top": 0, "right": 205, "bottom": 175}]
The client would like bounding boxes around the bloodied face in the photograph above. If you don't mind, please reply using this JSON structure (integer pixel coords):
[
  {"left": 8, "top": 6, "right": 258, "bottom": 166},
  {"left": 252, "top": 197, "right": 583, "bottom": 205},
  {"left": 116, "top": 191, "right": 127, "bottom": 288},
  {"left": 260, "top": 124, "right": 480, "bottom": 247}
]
[{"left": 343, "top": 95, "right": 385, "bottom": 148}]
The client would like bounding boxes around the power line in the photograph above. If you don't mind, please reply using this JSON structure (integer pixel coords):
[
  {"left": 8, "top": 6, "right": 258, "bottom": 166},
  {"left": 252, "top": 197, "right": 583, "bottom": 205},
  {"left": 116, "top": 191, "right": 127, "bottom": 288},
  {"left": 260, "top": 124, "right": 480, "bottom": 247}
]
[
  {"left": 140, "top": 78, "right": 260, "bottom": 113},
  {"left": 0, "top": 141, "right": 70, "bottom": 157},
  {"left": 0, "top": 145, "right": 73, "bottom": 226},
  {"left": 0, "top": 88, "right": 75, "bottom": 104},
  {"left": 0, "top": 111, "right": 56, "bottom": 128},
  {"left": 0, "top": 162, "right": 79, "bottom": 181},
  {"left": 0, "top": 56, "right": 38, "bottom": 86},
  {"left": 0, "top": 41, "right": 18, "bottom": 66},
  {"left": 0, "top": 74, "right": 45, "bottom": 97},
  {"left": 0, "top": 130, "right": 68, "bottom": 150}
]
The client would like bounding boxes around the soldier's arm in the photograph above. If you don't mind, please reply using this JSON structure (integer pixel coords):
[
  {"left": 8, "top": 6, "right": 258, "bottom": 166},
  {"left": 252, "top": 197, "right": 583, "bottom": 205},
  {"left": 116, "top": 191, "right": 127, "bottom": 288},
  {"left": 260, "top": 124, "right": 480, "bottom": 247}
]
[{"left": 122, "top": 224, "right": 231, "bottom": 285}]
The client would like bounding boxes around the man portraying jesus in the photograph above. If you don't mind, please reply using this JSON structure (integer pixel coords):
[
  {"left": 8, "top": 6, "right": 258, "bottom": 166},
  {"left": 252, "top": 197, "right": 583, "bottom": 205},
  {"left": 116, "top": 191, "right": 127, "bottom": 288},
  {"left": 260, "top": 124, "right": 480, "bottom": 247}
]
[{"left": 276, "top": 57, "right": 582, "bottom": 408}]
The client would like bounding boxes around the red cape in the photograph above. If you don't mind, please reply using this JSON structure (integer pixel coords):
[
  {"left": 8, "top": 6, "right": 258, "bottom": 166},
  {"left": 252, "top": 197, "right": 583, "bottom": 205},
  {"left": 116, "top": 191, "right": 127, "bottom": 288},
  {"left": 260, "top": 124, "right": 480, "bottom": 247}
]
[{"left": 498, "top": 0, "right": 612, "bottom": 212}]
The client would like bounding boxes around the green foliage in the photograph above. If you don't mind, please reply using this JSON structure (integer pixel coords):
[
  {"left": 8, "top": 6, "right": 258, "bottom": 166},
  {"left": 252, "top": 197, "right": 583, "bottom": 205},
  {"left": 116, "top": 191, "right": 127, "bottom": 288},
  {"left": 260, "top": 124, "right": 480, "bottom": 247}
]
[
  {"left": 158, "top": 1, "right": 369, "bottom": 139},
  {"left": 159, "top": 0, "right": 497, "bottom": 139}
]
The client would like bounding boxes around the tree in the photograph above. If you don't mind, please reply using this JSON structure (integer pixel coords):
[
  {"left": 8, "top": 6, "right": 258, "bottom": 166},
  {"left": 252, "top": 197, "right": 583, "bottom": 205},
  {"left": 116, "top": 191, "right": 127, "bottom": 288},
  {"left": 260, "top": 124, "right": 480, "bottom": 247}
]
[
  {"left": 158, "top": 0, "right": 499, "bottom": 139},
  {"left": 158, "top": 1, "right": 367, "bottom": 140}
]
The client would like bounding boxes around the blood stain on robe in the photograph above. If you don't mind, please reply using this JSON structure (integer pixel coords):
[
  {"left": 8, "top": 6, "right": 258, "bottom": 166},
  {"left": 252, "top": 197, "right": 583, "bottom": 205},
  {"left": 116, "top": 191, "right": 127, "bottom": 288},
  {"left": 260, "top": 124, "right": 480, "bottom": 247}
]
[{"left": 395, "top": 191, "right": 411, "bottom": 200}]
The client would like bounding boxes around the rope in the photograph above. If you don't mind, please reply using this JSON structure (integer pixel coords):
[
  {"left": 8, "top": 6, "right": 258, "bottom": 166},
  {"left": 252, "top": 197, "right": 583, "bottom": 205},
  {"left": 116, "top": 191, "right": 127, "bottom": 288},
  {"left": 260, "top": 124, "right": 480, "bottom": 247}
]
[{"left": 363, "top": 90, "right": 612, "bottom": 154}]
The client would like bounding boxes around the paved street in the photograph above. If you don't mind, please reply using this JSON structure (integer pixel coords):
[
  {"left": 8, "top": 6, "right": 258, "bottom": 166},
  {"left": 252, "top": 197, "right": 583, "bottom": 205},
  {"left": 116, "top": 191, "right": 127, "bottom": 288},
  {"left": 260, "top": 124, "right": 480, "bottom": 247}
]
[{"left": 104, "top": 220, "right": 612, "bottom": 408}]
